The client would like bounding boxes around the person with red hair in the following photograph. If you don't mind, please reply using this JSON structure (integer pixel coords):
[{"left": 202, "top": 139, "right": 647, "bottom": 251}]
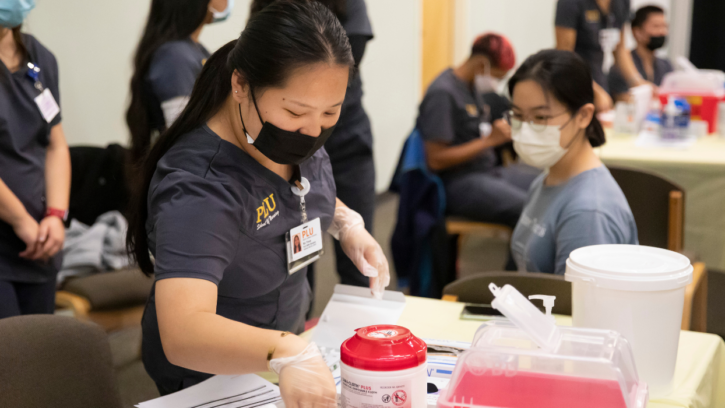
[{"left": 416, "top": 33, "right": 538, "bottom": 256}]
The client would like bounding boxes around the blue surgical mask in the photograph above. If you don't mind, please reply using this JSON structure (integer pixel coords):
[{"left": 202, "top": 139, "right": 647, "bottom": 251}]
[
  {"left": 210, "top": 0, "right": 234, "bottom": 24},
  {"left": 0, "top": 0, "right": 34, "bottom": 28}
]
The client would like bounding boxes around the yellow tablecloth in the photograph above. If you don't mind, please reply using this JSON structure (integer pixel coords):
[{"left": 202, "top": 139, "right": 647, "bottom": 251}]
[
  {"left": 399, "top": 296, "right": 725, "bottom": 408},
  {"left": 597, "top": 133, "right": 725, "bottom": 270}
]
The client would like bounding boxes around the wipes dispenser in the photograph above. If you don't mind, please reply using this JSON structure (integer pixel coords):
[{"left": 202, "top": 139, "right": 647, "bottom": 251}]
[
  {"left": 340, "top": 325, "right": 427, "bottom": 408},
  {"left": 437, "top": 284, "right": 648, "bottom": 408}
]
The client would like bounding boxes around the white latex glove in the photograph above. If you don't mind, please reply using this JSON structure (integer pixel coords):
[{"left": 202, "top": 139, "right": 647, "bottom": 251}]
[
  {"left": 270, "top": 343, "right": 337, "bottom": 408},
  {"left": 328, "top": 206, "right": 391, "bottom": 299}
]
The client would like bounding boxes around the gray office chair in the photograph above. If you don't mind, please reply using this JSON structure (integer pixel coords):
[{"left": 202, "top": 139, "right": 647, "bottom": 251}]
[
  {"left": 0, "top": 315, "right": 123, "bottom": 408},
  {"left": 442, "top": 271, "right": 572, "bottom": 315}
]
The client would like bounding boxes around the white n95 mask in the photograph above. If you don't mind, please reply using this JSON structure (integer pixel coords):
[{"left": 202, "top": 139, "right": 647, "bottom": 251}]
[
  {"left": 475, "top": 74, "right": 500, "bottom": 94},
  {"left": 512, "top": 122, "right": 568, "bottom": 169}
]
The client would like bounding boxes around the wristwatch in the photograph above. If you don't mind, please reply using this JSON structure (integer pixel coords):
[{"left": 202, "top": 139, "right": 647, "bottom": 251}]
[{"left": 45, "top": 207, "right": 68, "bottom": 222}]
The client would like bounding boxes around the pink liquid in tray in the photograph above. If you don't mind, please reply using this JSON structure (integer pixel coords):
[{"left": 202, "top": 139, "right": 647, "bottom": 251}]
[{"left": 444, "top": 371, "right": 627, "bottom": 408}]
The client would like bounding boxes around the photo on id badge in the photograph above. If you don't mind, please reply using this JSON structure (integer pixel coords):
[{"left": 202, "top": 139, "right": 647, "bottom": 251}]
[{"left": 286, "top": 218, "right": 323, "bottom": 274}]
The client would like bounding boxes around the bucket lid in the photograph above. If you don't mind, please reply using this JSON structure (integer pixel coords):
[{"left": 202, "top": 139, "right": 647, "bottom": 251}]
[
  {"left": 340, "top": 325, "right": 427, "bottom": 371},
  {"left": 488, "top": 283, "right": 561, "bottom": 353},
  {"left": 565, "top": 245, "right": 693, "bottom": 291}
]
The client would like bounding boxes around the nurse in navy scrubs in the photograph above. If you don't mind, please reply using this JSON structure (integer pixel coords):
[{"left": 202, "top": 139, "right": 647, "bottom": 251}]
[
  {"left": 0, "top": 0, "right": 71, "bottom": 318},
  {"left": 127, "top": 0, "right": 233, "bottom": 165},
  {"left": 126, "top": 1, "right": 390, "bottom": 404},
  {"left": 251, "top": 0, "right": 378, "bottom": 290}
]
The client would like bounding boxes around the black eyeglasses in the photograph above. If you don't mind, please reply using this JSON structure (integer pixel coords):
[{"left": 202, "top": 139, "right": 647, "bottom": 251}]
[{"left": 504, "top": 110, "right": 571, "bottom": 132}]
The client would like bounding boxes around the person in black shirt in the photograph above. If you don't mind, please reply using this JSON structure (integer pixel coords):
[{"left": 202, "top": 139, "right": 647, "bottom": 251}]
[
  {"left": 0, "top": 0, "right": 71, "bottom": 318},
  {"left": 608, "top": 5, "right": 673, "bottom": 102},
  {"left": 127, "top": 2, "right": 390, "bottom": 401},
  {"left": 555, "top": 0, "right": 650, "bottom": 112},
  {"left": 417, "top": 34, "right": 538, "bottom": 230},
  {"left": 127, "top": 0, "right": 233, "bottom": 166},
  {"left": 250, "top": 0, "right": 377, "bottom": 289}
]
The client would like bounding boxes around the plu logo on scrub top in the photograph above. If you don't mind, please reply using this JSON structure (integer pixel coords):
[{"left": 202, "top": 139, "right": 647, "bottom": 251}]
[{"left": 256, "top": 194, "right": 280, "bottom": 230}]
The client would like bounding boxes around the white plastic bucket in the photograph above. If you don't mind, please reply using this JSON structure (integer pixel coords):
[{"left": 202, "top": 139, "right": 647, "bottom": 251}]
[{"left": 565, "top": 245, "right": 692, "bottom": 398}]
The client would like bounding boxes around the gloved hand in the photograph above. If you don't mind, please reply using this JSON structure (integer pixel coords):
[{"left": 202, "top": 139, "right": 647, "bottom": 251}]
[
  {"left": 270, "top": 343, "right": 337, "bottom": 408},
  {"left": 328, "top": 206, "right": 391, "bottom": 299}
]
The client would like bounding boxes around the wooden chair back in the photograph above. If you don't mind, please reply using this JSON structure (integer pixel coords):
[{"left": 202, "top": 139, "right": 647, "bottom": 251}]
[{"left": 608, "top": 166, "right": 685, "bottom": 251}]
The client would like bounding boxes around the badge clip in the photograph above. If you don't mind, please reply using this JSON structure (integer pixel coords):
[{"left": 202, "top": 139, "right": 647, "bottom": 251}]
[{"left": 26, "top": 62, "right": 43, "bottom": 91}]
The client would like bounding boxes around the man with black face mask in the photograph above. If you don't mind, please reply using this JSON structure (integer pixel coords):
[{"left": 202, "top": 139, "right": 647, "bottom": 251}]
[{"left": 608, "top": 5, "right": 673, "bottom": 102}]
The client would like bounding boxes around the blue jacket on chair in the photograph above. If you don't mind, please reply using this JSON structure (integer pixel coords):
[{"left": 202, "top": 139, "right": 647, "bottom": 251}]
[{"left": 390, "top": 129, "right": 447, "bottom": 297}]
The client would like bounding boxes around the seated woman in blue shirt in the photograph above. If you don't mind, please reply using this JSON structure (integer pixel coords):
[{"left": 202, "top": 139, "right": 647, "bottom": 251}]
[{"left": 507, "top": 49, "right": 638, "bottom": 274}]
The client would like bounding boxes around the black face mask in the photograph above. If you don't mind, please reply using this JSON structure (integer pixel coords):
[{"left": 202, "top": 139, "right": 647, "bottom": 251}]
[
  {"left": 239, "top": 90, "right": 336, "bottom": 165},
  {"left": 647, "top": 35, "right": 666, "bottom": 51}
]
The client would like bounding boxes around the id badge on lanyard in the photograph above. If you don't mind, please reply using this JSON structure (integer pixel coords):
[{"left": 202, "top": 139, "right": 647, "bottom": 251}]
[
  {"left": 26, "top": 62, "right": 60, "bottom": 123},
  {"left": 285, "top": 177, "right": 324, "bottom": 274},
  {"left": 599, "top": 15, "right": 620, "bottom": 75}
]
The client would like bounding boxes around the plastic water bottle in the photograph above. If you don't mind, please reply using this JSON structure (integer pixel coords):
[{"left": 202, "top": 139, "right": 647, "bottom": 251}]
[
  {"left": 642, "top": 100, "right": 661, "bottom": 135},
  {"left": 661, "top": 96, "right": 690, "bottom": 140}
]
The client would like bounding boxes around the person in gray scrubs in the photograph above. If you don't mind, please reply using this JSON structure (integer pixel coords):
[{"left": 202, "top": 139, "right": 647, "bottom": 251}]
[
  {"left": 126, "top": 2, "right": 390, "bottom": 401},
  {"left": 0, "top": 0, "right": 71, "bottom": 318},
  {"left": 127, "top": 0, "right": 232, "bottom": 165},
  {"left": 417, "top": 33, "right": 538, "bottom": 231},
  {"left": 507, "top": 50, "right": 637, "bottom": 275},
  {"left": 250, "top": 0, "right": 376, "bottom": 288},
  {"left": 555, "top": 0, "right": 647, "bottom": 112},
  {"left": 608, "top": 5, "right": 673, "bottom": 102}
]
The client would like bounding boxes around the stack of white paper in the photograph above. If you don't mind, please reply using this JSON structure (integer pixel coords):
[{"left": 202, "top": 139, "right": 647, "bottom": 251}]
[
  {"left": 136, "top": 374, "right": 282, "bottom": 408},
  {"left": 311, "top": 284, "right": 406, "bottom": 350}
]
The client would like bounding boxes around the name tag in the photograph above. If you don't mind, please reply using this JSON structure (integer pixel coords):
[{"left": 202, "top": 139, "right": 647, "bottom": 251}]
[
  {"left": 465, "top": 104, "right": 478, "bottom": 117},
  {"left": 286, "top": 217, "right": 323, "bottom": 274},
  {"left": 585, "top": 9, "right": 600, "bottom": 23},
  {"left": 34, "top": 88, "right": 60, "bottom": 123},
  {"left": 599, "top": 28, "right": 621, "bottom": 73}
]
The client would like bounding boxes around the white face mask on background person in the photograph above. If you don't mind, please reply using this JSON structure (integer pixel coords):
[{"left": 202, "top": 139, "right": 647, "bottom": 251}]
[
  {"left": 475, "top": 73, "right": 499, "bottom": 95},
  {"left": 474, "top": 60, "right": 500, "bottom": 94},
  {"left": 512, "top": 121, "right": 570, "bottom": 169}
]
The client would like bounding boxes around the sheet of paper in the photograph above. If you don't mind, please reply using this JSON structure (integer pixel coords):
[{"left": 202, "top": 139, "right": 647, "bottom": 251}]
[
  {"left": 311, "top": 284, "right": 406, "bottom": 350},
  {"left": 136, "top": 374, "right": 282, "bottom": 408}
]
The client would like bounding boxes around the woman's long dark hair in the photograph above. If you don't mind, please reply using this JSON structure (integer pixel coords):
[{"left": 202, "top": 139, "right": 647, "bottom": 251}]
[
  {"left": 127, "top": 0, "right": 354, "bottom": 275},
  {"left": 508, "top": 49, "right": 606, "bottom": 147},
  {"left": 126, "top": 0, "right": 209, "bottom": 166}
]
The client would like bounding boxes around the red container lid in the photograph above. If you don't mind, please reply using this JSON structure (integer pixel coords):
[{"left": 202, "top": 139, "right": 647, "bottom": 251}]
[{"left": 340, "top": 325, "right": 427, "bottom": 371}]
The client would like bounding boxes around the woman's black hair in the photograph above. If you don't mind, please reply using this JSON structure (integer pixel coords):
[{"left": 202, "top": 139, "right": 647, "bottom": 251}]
[
  {"left": 631, "top": 5, "right": 665, "bottom": 29},
  {"left": 126, "top": 0, "right": 209, "bottom": 166},
  {"left": 127, "top": 0, "right": 354, "bottom": 275},
  {"left": 12, "top": 26, "right": 28, "bottom": 64},
  {"left": 508, "top": 49, "right": 605, "bottom": 147},
  {"left": 249, "top": 0, "right": 347, "bottom": 21}
]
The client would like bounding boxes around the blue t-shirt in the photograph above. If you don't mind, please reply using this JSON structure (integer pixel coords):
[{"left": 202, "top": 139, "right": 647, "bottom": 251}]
[{"left": 511, "top": 166, "right": 638, "bottom": 274}]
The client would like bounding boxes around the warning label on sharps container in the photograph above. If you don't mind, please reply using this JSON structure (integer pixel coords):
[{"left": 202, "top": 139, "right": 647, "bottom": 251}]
[{"left": 341, "top": 378, "right": 411, "bottom": 408}]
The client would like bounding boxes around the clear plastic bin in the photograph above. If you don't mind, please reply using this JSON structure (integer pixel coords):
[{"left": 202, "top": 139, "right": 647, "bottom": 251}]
[{"left": 437, "top": 284, "right": 648, "bottom": 408}]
